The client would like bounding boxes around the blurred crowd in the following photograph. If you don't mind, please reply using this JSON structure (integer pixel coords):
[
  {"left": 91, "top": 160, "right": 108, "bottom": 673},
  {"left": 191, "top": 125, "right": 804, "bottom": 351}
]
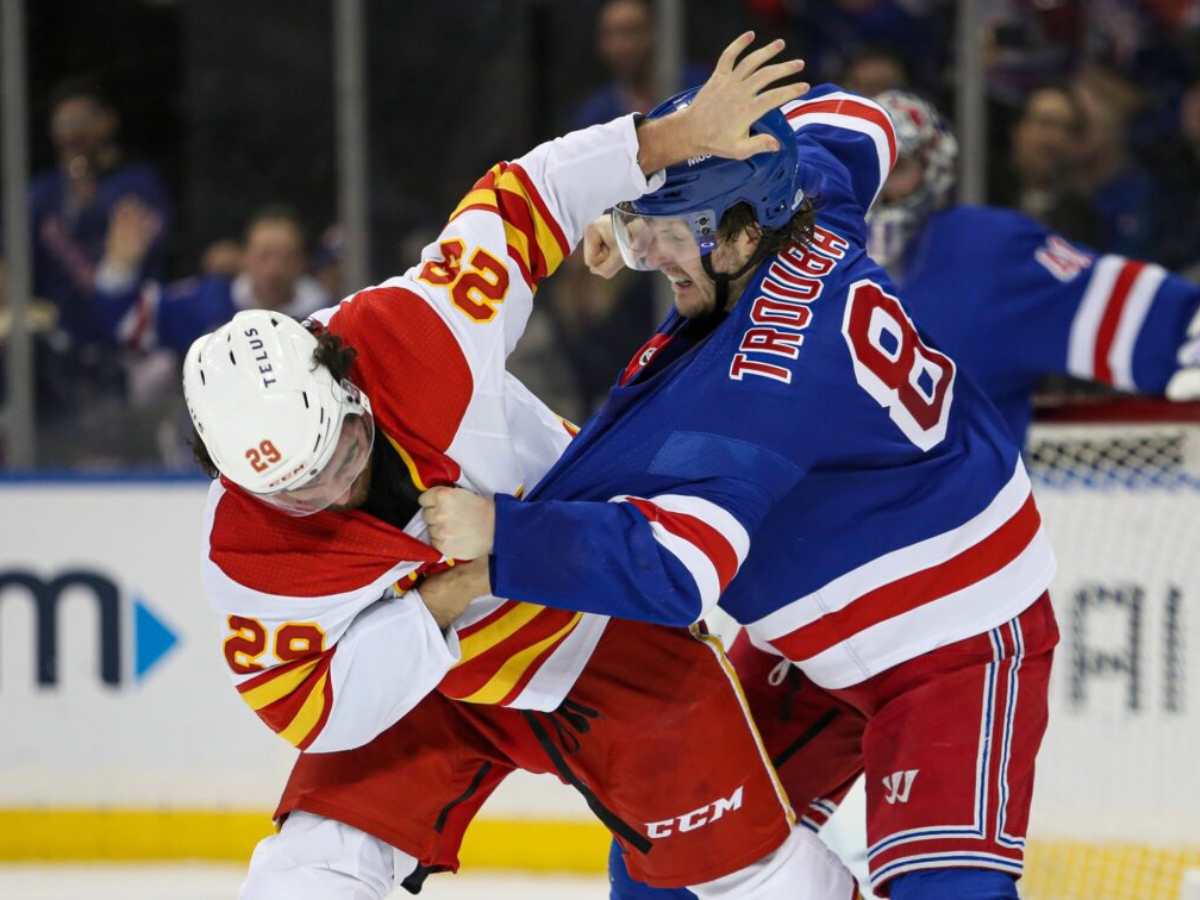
[{"left": 4, "top": 0, "right": 1200, "bottom": 469}]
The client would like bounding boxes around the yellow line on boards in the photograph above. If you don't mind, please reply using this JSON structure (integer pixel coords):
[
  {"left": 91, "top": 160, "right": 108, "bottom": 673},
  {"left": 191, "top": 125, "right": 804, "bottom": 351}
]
[
  {"left": 3, "top": 810, "right": 1200, "bottom": 899},
  {"left": 0, "top": 811, "right": 611, "bottom": 870}
]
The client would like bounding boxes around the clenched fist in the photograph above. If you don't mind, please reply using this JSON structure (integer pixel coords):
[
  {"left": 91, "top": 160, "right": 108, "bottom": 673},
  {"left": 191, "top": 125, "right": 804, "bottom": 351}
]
[
  {"left": 583, "top": 215, "right": 625, "bottom": 279},
  {"left": 419, "top": 486, "right": 496, "bottom": 559}
]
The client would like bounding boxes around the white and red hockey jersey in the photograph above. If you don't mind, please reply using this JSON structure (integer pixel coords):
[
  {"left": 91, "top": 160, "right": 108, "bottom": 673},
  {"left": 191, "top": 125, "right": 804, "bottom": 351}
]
[{"left": 203, "top": 114, "right": 661, "bottom": 752}]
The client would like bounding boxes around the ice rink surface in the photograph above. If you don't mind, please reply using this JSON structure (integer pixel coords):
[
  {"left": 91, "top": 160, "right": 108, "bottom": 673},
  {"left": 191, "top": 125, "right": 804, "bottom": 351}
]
[{"left": 0, "top": 864, "right": 610, "bottom": 899}]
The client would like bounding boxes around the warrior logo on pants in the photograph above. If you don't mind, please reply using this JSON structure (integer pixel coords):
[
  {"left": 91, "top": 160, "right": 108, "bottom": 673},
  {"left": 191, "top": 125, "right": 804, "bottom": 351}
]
[{"left": 881, "top": 770, "right": 919, "bottom": 805}]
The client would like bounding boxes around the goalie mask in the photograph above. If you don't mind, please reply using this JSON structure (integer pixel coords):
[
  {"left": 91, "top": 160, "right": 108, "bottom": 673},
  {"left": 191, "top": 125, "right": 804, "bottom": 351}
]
[
  {"left": 183, "top": 309, "right": 375, "bottom": 516},
  {"left": 867, "top": 90, "right": 959, "bottom": 275}
]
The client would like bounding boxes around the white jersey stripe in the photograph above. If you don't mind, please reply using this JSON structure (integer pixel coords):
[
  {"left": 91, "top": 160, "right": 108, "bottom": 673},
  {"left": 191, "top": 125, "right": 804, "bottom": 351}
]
[
  {"left": 783, "top": 91, "right": 896, "bottom": 208},
  {"left": 784, "top": 109, "right": 893, "bottom": 209},
  {"left": 789, "top": 523, "right": 1054, "bottom": 688},
  {"left": 645, "top": 518, "right": 723, "bottom": 616},
  {"left": 645, "top": 493, "right": 752, "bottom": 563},
  {"left": 749, "top": 459, "right": 1035, "bottom": 639},
  {"left": 1067, "top": 254, "right": 1125, "bottom": 379},
  {"left": 1108, "top": 263, "right": 1167, "bottom": 391},
  {"left": 611, "top": 492, "right": 751, "bottom": 617}
]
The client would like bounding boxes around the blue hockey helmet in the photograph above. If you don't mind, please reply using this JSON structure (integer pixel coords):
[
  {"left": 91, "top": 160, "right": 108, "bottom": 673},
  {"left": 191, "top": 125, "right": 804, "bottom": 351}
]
[{"left": 612, "top": 85, "right": 805, "bottom": 272}]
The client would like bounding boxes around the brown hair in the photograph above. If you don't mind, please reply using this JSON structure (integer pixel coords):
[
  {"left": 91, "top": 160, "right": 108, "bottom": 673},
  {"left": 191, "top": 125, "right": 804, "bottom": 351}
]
[
  {"left": 717, "top": 197, "right": 819, "bottom": 264},
  {"left": 190, "top": 328, "right": 358, "bottom": 478}
]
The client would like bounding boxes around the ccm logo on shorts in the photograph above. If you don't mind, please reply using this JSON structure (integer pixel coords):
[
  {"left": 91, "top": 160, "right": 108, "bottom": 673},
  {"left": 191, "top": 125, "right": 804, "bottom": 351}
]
[{"left": 646, "top": 785, "right": 745, "bottom": 838}]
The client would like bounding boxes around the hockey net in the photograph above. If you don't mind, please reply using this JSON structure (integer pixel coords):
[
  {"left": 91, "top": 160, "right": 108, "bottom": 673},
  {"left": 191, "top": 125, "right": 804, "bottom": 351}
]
[{"left": 1019, "top": 397, "right": 1200, "bottom": 900}]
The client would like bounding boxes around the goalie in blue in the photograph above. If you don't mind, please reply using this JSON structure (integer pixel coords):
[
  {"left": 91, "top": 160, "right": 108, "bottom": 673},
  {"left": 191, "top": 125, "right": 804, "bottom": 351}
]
[{"left": 868, "top": 89, "right": 1200, "bottom": 443}]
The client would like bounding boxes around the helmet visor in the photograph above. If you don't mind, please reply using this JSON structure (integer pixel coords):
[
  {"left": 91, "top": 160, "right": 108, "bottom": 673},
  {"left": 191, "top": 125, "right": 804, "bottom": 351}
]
[
  {"left": 611, "top": 203, "right": 719, "bottom": 272},
  {"left": 256, "top": 411, "right": 376, "bottom": 516}
]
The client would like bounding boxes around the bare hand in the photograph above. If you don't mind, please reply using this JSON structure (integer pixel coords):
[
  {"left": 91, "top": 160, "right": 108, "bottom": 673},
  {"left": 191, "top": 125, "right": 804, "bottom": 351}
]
[
  {"left": 637, "top": 33, "right": 809, "bottom": 173},
  {"left": 419, "top": 486, "right": 496, "bottom": 559},
  {"left": 583, "top": 215, "right": 624, "bottom": 279},
  {"left": 688, "top": 33, "right": 809, "bottom": 159},
  {"left": 105, "top": 197, "right": 160, "bottom": 272},
  {"left": 417, "top": 558, "right": 491, "bottom": 629}
]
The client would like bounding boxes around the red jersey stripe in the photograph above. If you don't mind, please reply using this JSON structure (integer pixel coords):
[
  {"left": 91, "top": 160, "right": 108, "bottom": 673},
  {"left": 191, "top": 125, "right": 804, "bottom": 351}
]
[
  {"left": 296, "top": 671, "right": 336, "bottom": 751},
  {"left": 437, "top": 605, "right": 579, "bottom": 700},
  {"left": 1092, "top": 259, "right": 1146, "bottom": 385},
  {"left": 625, "top": 497, "right": 740, "bottom": 592},
  {"left": 507, "top": 162, "right": 570, "bottom": 257},
  {"left": 772, "top": 493, "right": 1042, "bottom": 661},
  {"left": 785, "top": 98, "right": 898, "bottom": 167}
]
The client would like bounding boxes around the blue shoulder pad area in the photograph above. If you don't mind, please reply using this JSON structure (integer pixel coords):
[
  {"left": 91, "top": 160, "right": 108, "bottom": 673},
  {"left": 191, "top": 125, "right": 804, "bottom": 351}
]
[
  {"left": 647, "top": 430, "right": 803, "bottom": 501},
  {"left": 889, "top": 867, "right": 1018, "bottom": 900}
]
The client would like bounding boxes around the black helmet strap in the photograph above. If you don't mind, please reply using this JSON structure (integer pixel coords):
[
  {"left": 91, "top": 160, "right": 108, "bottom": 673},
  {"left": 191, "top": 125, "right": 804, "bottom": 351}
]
[{"left": 700, "top": 238, "right": 770, "bottom": 313}]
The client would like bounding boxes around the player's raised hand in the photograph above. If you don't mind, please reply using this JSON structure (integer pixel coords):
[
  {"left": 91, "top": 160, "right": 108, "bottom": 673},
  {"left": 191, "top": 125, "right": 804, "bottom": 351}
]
[
  {"left": 583, "top": 215, "right": 625, "bottom": 279},
  {"left": 685, "top": 33, "right": 808, "bottom": 160},
  {"left": 635, "top": 32, "right": 808, "bottom": 173},
  {"left": 419, "top": 486, "right": 496, "bottom": 559}
]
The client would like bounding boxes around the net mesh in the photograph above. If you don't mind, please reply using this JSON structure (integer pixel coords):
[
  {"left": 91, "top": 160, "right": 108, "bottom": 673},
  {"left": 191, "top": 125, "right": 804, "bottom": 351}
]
[{"left": 1020, "top": 400, "right": 1200, "bottom": 900}]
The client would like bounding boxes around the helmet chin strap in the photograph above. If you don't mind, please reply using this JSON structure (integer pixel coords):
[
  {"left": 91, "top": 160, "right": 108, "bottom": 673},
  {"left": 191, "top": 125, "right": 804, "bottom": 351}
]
[{"left": 700, "top": 246, "right": 766, "bottom": 315}]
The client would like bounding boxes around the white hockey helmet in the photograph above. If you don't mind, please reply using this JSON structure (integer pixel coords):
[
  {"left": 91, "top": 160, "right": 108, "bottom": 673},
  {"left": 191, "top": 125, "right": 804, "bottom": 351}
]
[
  {"left": 182, "top": 309, "right": 375, "bottom": 516},
  {"left": 868, "top": 90, "right": 959, "bottom": 273}
]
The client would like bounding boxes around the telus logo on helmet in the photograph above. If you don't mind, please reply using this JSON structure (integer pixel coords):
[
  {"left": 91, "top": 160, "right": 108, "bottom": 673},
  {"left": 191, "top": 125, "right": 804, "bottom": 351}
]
[{"left": 243, "top": 326, "right": 277, "bottom": 388}]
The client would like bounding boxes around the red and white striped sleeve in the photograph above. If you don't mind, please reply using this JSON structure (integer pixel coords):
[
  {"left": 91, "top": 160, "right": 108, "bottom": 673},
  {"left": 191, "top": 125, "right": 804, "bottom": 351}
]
[
  {"left": 382, "top": 114, "right": 661, "bottom": 382},
  {"left": 781, "top": 84, "right": 898, "bottom": 214},
  {"left": 614, "top": 493, "right": 752, "bottom": 617},
  {"left": 1066, "top": 254, "right": 1170, "bottom": 390},
  {"left": 204, "top": 482, "right": 460, "bottom": 753},
  {"left": 490, "top": 482, "right": 764, "bottom": 626}
]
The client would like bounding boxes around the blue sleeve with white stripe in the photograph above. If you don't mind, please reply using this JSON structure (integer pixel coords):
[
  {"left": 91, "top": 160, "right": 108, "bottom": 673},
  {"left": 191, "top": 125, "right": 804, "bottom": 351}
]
[
  {"left": 782, "top": 85, "right": 898, "bottom": 231},
  {"left": 490, "top": 484, "right": 760, "bottom": 627},
  {"left": 491, "top": 435, "right": 803, "bottom": 626},
  {"left": 968, "top": 209, "right": 1200, "bottom": 393}
]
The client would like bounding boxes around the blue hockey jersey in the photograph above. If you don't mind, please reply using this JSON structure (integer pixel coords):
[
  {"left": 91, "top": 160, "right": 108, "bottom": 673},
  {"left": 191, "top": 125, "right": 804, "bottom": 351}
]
[
  {"left": 490, "top": 86, "right": 1057, "bottom": 690},
  {"left": 896, "top": 205, "right": 1200, "bottom": 443},
  {"left": 92, "top": 271, "right": 329, "bottom": 354},
  {"left": 27, "top": 162, "right": 170, "bottom": 344}
]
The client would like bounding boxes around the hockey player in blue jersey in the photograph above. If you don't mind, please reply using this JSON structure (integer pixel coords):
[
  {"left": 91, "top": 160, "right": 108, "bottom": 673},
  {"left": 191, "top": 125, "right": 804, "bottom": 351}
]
[
  {"left": 420, "top": 62, "right": 1059, "bottom": 899},
  {"left": 597, "top": 91, "right": 1200, "bottom": 900},
  {"left": 865, "top": 89, "right": 1200, "bottom": 443}
]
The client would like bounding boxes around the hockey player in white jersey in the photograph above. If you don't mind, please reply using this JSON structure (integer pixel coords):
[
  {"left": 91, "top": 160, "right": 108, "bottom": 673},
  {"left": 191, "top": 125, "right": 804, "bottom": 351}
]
[{"left": 183, "top": 34, "right": 857, "bottom": 900}]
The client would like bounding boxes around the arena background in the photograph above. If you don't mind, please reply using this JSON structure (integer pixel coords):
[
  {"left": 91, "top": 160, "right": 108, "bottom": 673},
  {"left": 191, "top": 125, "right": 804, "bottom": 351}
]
[{"left": 2, "top": 1, "right": 1199, "bottom": 898}]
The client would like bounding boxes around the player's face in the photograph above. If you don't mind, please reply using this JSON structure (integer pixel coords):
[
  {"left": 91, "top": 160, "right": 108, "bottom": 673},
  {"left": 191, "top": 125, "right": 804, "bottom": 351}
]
[
  {"left": 612, "top": 207, "right": 761, "bottom": 317},
  {"left": 658, "top": 228, "right": 760, "bottom": 319},
  {"left": 267, "top": 413, "right": 374, "bottom": 515}
]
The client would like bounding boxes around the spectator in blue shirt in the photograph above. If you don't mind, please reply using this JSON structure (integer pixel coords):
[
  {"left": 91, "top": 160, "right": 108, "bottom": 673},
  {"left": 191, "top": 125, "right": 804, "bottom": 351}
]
[
  {"left": 25, "top": 78, "right": 171, "bottom": 344},
  {"left": 571, "top": 0, "right": 707, "bottom": 129},
  {"left": 1073, "top": 64, "right": 1162, "bottom": 259},
  {"left": 93, "top": 204, "right": 328, "bottom": 354}
]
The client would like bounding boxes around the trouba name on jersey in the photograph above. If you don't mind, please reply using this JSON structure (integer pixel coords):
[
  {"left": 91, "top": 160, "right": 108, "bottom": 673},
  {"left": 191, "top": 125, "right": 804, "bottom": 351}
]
[
  {"left": 728, "top": 224, "right": 849, "bottom": 385},
  {"left": 686, "top": 153, "right": 714, "bottom": 166}
]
